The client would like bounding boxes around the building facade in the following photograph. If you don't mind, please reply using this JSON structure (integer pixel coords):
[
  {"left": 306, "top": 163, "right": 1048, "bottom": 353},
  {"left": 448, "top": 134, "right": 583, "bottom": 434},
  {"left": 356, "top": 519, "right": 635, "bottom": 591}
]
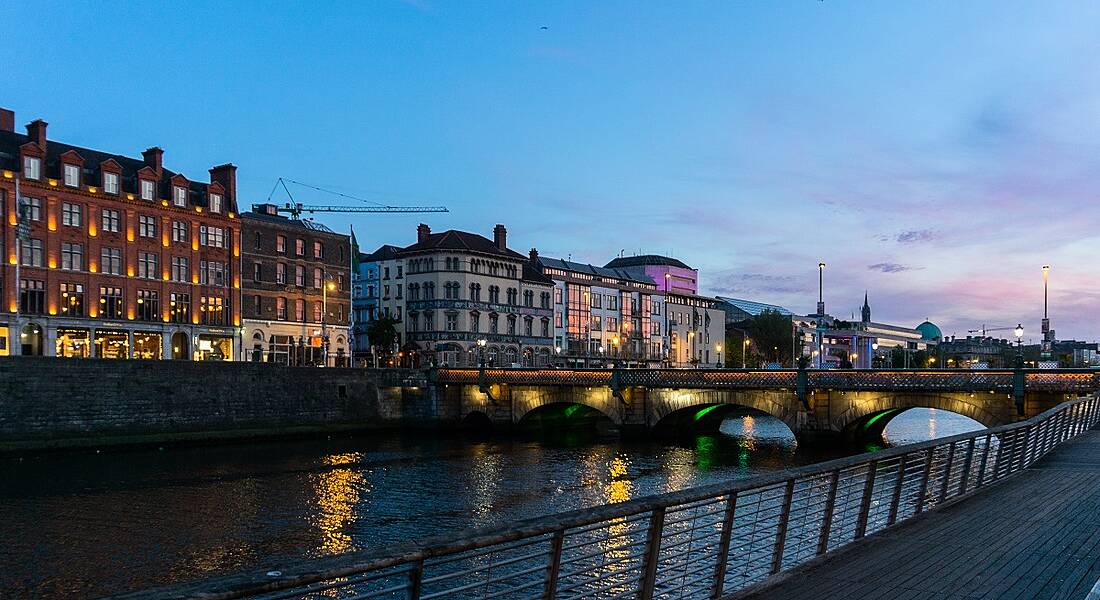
[
  {"left": 604, "top": 254, "right": 699, "bottom": 295},
  {"left": 537, "top": 254, "right": 667, "bottom": 367},
  {"left": 239, "top": 204, "right": 351, "bottom": 366},
  {"left": 666, "top": 293, "right": 725, "bottom": 367},
  {"left": 351, "top": 244, "right": 400, "bottom": 362},
  {"left": 0, "top": 108, "right": 240, "bottom": 360}
]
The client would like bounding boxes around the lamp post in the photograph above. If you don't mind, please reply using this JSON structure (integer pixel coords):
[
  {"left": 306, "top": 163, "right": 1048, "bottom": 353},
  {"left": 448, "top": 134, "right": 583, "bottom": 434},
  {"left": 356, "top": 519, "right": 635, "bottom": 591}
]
[
  {"left": 816, "top": 261, "right": 826, "bottom": 316},
  {"left": 477, "top": 338, "right": 487, "bottom": 367},
  {"left": 871, "top": 342, "right": 878, "bottom": 369},
  {"left": 716, "top": 344, "right": 723, "bottom": 368},
  {"left": 554, "top": 345, "right": 561, "bottom": 367},
  {"left": 322, "top": 273, "right": 338, "bottom": 367},
  {"left": 1014, "top": 323, "right": 1024, "bottom": 367},
  {"left": 850, "top": 352, "right": 858, "bottom": 369},
  {"left": 688, "top": 331, "right": 695, "bottom": 367}
]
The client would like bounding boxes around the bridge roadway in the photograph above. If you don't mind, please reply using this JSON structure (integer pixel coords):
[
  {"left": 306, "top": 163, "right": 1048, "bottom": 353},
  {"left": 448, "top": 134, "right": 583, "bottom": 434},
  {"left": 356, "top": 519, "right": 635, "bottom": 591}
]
[{"left": 739, "top": 427, "right": 1100, "bottom": 600}]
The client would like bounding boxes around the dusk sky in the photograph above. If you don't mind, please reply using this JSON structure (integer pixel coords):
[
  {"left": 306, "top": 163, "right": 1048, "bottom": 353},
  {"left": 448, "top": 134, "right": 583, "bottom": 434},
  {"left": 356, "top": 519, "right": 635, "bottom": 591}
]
[{"left": 6, "top": 1, "right": 1099, "bottom": 341}]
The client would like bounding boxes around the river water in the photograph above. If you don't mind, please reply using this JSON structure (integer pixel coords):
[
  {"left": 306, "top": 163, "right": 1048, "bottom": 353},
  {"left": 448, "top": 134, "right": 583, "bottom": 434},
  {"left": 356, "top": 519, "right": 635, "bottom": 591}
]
[{"left": 0, "top": 408, "right": 982, "bottom": 598}]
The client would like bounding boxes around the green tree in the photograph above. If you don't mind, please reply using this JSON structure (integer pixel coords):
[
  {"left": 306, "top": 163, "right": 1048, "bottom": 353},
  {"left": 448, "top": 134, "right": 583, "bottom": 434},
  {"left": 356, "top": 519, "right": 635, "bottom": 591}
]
[
  {"left": 748, "top": 310, "right": 794, "bottom": 366},
  {"left": 366, "top": 316, "right": 400, "bottom": 354}
]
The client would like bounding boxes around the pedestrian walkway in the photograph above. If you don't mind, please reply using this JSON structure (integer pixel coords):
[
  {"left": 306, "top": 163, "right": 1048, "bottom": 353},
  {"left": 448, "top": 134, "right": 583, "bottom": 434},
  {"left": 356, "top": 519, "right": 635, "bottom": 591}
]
[{"left": 740, "top": 428, "right": 1100, "bottom": 600}]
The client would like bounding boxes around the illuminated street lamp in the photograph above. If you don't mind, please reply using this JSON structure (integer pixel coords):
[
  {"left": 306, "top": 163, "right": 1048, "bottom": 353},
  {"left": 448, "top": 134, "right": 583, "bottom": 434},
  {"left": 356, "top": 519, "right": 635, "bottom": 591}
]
[
  {"left": 477, "top": 338, "right": 487, "bottom": 367},
  {"left": 871, "top": 342, "right": 878, "bottom": 368},
  {"left": 743, "top": 337, "right": 750, "bottom": 369},
  {"left": 716, "top": 344, "right": 723, "bottom": 368},
  {"left": 851, "top": 352, "right": 859, "bottom": 368},
  {"left": 321, "top": 274, "right": 338, "bottom": 367},
  {"left": 1014, "top": 323, "right": 1024, "bottom": 368}
]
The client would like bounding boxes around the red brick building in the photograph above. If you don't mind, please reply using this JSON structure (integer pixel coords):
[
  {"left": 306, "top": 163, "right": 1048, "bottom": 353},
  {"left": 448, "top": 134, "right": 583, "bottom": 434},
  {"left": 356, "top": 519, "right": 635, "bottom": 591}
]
[{"left": 0, "top": 108, "right": 241, "bottom": 359}]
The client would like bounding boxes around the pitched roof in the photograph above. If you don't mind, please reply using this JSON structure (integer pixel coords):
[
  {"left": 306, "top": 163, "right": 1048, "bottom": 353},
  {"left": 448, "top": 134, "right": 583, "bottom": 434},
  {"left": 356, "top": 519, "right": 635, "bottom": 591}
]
[
  {"left": 604, "top": 254, "right": 694, "bottom": 270},
  {"left": 522, "top": 262, "right": 554, "bottom": 285},
  {"left": 538, "top": 256, "right": 656, "bottom": 286},
  {"left": 360, "top": 244, "right": 403, "bottom": 262},
  {"left": 402, "top": 229, "right": 526, "bottom": 259}
]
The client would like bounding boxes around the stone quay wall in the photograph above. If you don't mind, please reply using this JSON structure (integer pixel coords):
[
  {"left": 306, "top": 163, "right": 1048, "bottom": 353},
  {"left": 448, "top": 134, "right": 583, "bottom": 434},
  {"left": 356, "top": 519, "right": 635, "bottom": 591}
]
[{"left": 0, "top": 358, "right": 433, "bottom": 451}]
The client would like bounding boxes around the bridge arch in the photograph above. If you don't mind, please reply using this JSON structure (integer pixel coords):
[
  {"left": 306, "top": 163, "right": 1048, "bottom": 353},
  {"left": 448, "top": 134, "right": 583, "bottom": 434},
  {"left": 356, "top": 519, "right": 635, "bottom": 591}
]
[
  {"left": 652, "top": 403, "right": 796, "bottom": 438},
  {"left": 829, "top": 392, "right": 1007, "bottom": 444},
  {"left": 647, "top": 389, "right": 799, "bottom": 433}
]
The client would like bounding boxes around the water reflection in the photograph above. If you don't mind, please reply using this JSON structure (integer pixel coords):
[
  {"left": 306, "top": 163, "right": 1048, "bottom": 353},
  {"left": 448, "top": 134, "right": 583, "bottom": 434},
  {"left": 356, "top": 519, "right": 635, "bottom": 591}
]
[
  {"left": 0, "top": 407, "right": 982, "bottom": 597},
  {"left": 884, "top": 408, "right": 984, "bottom": 446}
]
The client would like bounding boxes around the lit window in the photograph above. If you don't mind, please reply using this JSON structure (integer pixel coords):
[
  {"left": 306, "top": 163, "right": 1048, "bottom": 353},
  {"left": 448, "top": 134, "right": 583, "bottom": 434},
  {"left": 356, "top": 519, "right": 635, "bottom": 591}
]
[
  {"left": 104, "top": 172, "right": 119, "bottom": 194},
  {"left": 23, "top": 156, "right": 41, "bottom": 180},
  {"left": 276, "top": 235, "right": 286, "bottom": 253},
  {"left": 140, "top": 179, "right": 155, "bottom": 201},
  {"left": 313, "top": 241, "right": 323, "bottom": 259},
  {"left": 63, "top": 164, "right": 80, "bottom": 187},
  {"left": 173, "top": 186, "right": 187, "bottom": 207},
  {"left": 209, "top": 193, "right": 222, "bottom": 213}
]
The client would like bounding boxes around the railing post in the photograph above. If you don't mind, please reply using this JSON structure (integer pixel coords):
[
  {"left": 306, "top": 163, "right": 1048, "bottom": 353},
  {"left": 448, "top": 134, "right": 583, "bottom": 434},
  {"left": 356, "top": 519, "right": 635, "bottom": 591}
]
[
  {"left": 886, "top": 454, "right": 907, "bottom": 526},
  {"left": 542, "top": 530, "right": 564, "bottom": 600},
  {"left": 407, "top": 560, "right": 424, "bottom": 600},
  {"left": 770, "top": 479, "right": 796, "bottom": 574},
  {"left": 710, "top": 493, "right": 738, "bottom": 600},
  {"left": 914, "top": 449, "right": 934, "bottom": 514},
  {"left": 854, "top": 461, "right": 878, "bottom": 539},
  {"left": 958, "top": 438, "right": 976, "bottom": 496},
  {"left": 938, "top": 442, "right": 955, "bottom": 503},
  {"left": 816, "top": 470, "right": 840, "bottom": 556},
  {"left": 992, "top": 429, "right": 1008, "bottom": 481},
  {"left": 975, "top": 433, "right": 992, "bottom": 489},
  {"left": 639, "top": 507, "right": 666, "bottom": 600}
]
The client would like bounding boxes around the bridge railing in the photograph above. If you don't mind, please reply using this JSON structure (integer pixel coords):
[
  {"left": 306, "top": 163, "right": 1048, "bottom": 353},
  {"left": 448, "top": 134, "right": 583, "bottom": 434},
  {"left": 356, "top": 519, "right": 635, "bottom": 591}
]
[{"left": 115, "top": 394, "right": 1100, "bottom": 600}]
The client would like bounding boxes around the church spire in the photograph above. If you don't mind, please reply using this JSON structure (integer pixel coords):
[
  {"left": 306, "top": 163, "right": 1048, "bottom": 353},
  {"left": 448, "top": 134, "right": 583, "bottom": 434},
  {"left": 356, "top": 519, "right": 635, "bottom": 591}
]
[{"left": 861, "top": 291, "right": 871, "bottom": 323}]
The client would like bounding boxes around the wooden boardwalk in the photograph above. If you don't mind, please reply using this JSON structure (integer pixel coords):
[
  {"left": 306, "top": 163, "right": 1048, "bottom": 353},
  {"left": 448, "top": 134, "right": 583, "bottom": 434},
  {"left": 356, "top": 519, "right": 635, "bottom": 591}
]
[{"left": 740, "top": 429, "right": 1100, "bottom": 600}]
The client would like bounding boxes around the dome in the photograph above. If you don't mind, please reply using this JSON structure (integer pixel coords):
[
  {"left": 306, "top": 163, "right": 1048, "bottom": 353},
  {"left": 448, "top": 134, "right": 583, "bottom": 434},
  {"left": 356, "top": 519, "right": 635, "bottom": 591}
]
[{"left": 916, "top": 321, "right": 942, "bottom": 340}]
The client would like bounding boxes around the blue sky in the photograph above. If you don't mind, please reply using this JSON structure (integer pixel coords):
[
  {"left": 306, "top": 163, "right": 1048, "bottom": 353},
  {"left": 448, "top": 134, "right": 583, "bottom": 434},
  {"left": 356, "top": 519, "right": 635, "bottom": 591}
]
[{"left": 6, "top": 1, "right": 1100, "bottom": 340}]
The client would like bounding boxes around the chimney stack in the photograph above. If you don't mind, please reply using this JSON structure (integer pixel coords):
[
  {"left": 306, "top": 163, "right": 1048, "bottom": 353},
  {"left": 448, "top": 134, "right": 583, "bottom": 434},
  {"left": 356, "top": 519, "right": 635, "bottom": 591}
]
[
  {"left": 142, "top": 147, "right": 164, "bottom": 176},
  {"left": 417, "top": 223, "right": 431, "bottom": 243},
  {"left": 209, "top": 163, "right": 238, "bottom": 206},
  {"left": 26, "top": 119, "right": 47, "bottom": 148},
  {"left": 0, "top": 109, "right": 13, "bottom": 133},
  {"left": 529, "top": 247, "right": 539, "bottom": 265},
  {"left": 493, "top": 224, "right": 507, "bottom": 251}
]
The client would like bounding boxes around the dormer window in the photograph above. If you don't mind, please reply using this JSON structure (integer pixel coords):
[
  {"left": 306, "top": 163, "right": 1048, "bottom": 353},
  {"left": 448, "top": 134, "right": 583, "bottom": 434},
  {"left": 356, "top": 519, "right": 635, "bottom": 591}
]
[
  {"left": 104, "top": 172, "right": 119, "bottom": 195},
  {"left": 173, "top": 186, "right": 187, "bottom": 207},
  {"left": 140, "top": 179, "right": 155, "bottom": 201},
  {"left": 63, "top": 164, "right": 80, "bottom": 187},
  {"left": 23, "top": 156, "right": 41, "bottom": 180},
  {"left": 209, "top": 193, "right": 222, "bottom": 214}
]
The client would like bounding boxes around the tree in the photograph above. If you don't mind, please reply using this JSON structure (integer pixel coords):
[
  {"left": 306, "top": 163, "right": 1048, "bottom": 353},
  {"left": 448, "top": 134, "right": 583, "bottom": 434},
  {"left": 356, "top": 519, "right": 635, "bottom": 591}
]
[
  {"left": 748, "top": 309, "right": 794, "bottom": 366},
  {"left": 366, "top": 316, "right": 400, "bottom": 356}
]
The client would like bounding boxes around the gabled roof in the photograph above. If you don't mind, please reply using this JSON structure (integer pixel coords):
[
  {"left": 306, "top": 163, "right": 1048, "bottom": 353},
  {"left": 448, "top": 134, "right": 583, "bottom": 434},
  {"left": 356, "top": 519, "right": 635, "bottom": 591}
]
[
  {"left": 402, "top": 230, "right": 526, "bottom": 259},
  {"left": 605, "top": 254, "right": 694, "bottom": 270},
  {"left": 361, "top": 244, "right": 403, "bottom": 262},
  {"left": 715, "top": 296, "right": 793, "bottom": 317},
  {"left": 538, "top": 256, "right": 656, "bottom": 286},
  {"left": 522, "top": 262, "right": 554, "bottom": 285}
]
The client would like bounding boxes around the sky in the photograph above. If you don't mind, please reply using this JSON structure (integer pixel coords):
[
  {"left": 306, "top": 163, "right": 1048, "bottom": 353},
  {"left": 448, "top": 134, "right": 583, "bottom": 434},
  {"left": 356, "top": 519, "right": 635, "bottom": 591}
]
[{"left": 5, "top": 1, "right": 1099, "bottom": 341}]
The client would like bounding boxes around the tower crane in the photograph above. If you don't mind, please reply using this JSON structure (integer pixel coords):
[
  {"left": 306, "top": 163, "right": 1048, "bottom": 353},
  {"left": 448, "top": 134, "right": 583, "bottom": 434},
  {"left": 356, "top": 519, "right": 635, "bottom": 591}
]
[
  {"left": 267, "top": 177, "right": 448, "bottom": 219},
  {"left": 967, "top": 325, "right": 1016, "bottom": 337}
]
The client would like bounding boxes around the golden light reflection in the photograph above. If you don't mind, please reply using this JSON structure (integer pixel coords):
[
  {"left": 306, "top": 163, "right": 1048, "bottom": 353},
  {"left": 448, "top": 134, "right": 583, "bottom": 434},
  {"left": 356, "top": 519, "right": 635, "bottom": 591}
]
[
  {"left": 597, "top": 455, "right": 636, "bottom": 589},
  {"left": 312, "top": 452, "right": 366, "bottom": 556}
]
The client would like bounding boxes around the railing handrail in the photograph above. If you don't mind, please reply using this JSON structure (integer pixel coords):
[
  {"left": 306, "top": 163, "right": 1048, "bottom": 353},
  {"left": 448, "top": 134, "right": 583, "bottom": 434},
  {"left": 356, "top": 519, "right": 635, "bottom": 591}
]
[{"left": 113, "top": 393, "right": 1100, "bottom": 600}]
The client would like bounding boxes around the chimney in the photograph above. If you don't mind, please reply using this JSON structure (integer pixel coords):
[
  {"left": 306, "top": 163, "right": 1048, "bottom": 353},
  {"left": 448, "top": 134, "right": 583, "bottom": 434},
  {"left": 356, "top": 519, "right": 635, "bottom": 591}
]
[
  {"left": 529, "top": 247, "right": 539, "bottom": 265},
  {"left": 417, "top": 223, "right": 431, "bottom": 243},
  {"left": 0, "top": 108, "right": 13, "bottom": 133},
  {"left": 493, "top": 224, "right": 507, "bottom": 251},
  {"left": 142, "top": 147, "right": 164, "bottom": 176},
  {"left": 209, "top": 163, "right": 238, "bottom": 205},
  {"left": 26, "top": 119, "right": 47, "bottom": 148}
]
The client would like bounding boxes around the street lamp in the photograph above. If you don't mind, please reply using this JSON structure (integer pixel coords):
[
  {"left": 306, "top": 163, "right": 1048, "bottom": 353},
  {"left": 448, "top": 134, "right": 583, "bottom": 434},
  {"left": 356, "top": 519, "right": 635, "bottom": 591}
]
[
  {"left": 871, "top": 342, "right": 878, "bottom": 369},
  {"left": 477, "top": 338, "right": 487, "bottom": 367},
  {"left": 322, "top": 274, "right": 338, "bottom": 367},
  {"left": 1014, "top": 324, "right": 1024, "bottom": 368},
  {"left": 716, "top": 344, "right": 723, "bottom": 368},
  {"left": 743, "top": 337, "right": 749, "bottom": 369},
  {"left": 851, "top": 352, "right": 859, "bottom": 368}
]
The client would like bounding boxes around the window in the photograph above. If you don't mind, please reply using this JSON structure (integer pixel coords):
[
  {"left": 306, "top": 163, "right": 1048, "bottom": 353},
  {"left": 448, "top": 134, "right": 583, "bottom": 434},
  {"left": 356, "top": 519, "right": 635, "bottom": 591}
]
[
  {"left": 252, "top": 295, "right": 262, "bottom": 316},
  {"left": 101, "top": 247, "right": 123, "bottom": 275},
  {"left": 169, "top": 293, "right": 191, "bottom": 324},
  {"left": 276, "top": 263, "right": 286, "bottom": 284},
  {"left": 20, "top": 279, "right": 45, "bottom": 314},
  {"left": 276, "top": 235, "right": 286, "bottom": 253},
  {"left": 23, "top": 156, "right": 41, "bottom": 180},
  {"left": 173, "top": 186, "right": 188, "bottom": 207},
  {"left": 541, "top": 319, "right": 550, "bottom": 337},
  {"left": 591, "top": 315, "right": 602, "bottom": 331},
  {"left": 172, "top": 220, "right": 188, "bottom": 243},
  {"left": 276, "top": 297, "right": 287, "bottom": 320},
  {"left": 446, "top": 313, "right": 457, "bottom": 332},
  {"left": 313, "top": 241, "right": 323, "bottom": 259},
  {"left": 507, "top": 288, "right": 518, "bottom": 305},
  {"left": 524, "top": 290, "right": 534, "bottom": 307},
  {"left": 470, "top": 312, "right": 480, "bottom": 333},
  {"left": 200, "top": 260, "right": 227, "bottom": 287},
  {"left": 424, "top": 282, "right": 435, "bottom": 300},
  {"left": 313, "top": 268, "right": 323, "bottom": 289},
  {"left": 104, "top": 172, "right": 119, "bottom": 194},
  {"left": 137, "top": 290, "right": 159, "bottom": 321},
  {"left": 295, "top": 265, "right": 305, "bottom": 287},
  {"left": 313, "top": 302, "right": 322, "bottom": 323},
  {"left": 423, "top": 312, "right": 434, "bottom": 331},
  {"left": 555, "top": 312, "right": 563, "bottom": 328},
  {"left": 201, "top": 296, "right": 227, "bottom": 326},
  {"left": 507, "top": 315, "right": 517, "bottom": 335},
  {"left": 64, "top": 164, "right": 80, "bottom": 187},
  {"left": 140, "top": 179, "right": 155, "bottom": 201},
  {"left": 489, "top": 286, "right": 500, "bottom": 303},
  {"left": 139, "top": 215, "right": 156, "bottom": 238},
  {"left": 171, "top": 256, "right": 189, "bottom": 282},
  {"left": 252, "top": 262, "right": 262, "bottom": 282},
  {"left": 652, "top": 302, "right": 661, "bottom": 316},
  {"left": 295, "top": 299, "right": 306, "bottom": 322},
  {"left": 101, "top": 209, "right": 120, "bottom": 233},
  {"left": 20, "top": 196, "right": 41, "bottom": 221},
  {"left": 524, "top": 317, "right": 533, "bottom": 337},
  {"left": 209, "top": 193, "right": 222, "bottom": 213},
  {"left": 138, "top": 252, "right": 158, "bottom": 279},
  {"left": 295, "top": 238, "right": 305, "bottom": 256},
  {"left": 490, "top": 314, "right": 499, "bottom": 334},
  {"left": 200, "top": 225, "right": 224, "bottom": 248},
  {"left": 100, "top": 286, "right": 124, "bottom": 319},
  {"left": 61, "top": 242, "right": 84, "bottom": 271},
  {"left": 591, "top": 293, "right": 602, "bottom": 309},
  {"left": 20, "top": 239, "right": 43, "bottom": 267},
  {"left": 61, "top": 283, "right": 85, "bottom": 317},
  {"left": 540, "top": 292, "right": 551, "bottom": 309}
]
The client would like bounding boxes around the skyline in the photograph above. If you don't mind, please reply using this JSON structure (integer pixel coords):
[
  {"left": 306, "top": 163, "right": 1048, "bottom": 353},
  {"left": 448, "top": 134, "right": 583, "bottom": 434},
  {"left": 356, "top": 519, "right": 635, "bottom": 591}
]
[{"left": 6, "top": 1, "right": 1099, "bottom": 341}]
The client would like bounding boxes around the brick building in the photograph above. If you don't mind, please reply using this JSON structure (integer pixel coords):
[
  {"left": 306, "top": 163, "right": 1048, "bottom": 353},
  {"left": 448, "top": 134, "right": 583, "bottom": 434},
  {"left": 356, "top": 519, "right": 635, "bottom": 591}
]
[
  {"left": 0, "top": 108, "right": 240, "bottom": 359},
  {"left": 239, "top": 204, "right": 351, "bottom": 366}
]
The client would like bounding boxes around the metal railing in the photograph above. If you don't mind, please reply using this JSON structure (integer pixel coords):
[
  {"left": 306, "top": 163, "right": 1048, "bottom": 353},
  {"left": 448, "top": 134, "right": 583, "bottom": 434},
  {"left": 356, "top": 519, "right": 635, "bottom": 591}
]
[{"left": 116, "top": 394, "right": 1100, "bottom": 600}]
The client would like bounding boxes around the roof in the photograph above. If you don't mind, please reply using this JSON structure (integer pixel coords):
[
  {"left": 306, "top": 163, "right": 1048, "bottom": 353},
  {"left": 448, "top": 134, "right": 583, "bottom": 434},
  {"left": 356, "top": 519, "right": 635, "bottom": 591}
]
[
  {"left": 604, "top": 254, "right": 694, "bottom": 270},
  {"left": 0, "top": 129, "right": 232, "bottom": 212},
  {"left": 240, "top": 210, "right": 338, "bottom": 234},
  {"left": 916, "top": 321, "right": 943, "bottom": 340},
  {"left": 715, "top": 296, "right": 793, "bottom": 317},
  {"left": 402, "top": 230, "right": 526, "bottom": 259},
  {"left": 360, "top": 244, "right": 403, "bottom": 263},
  {"left": 538, "top": 256, "right": 656, "bottom": 286},
  {"left": 521, "top": 262, "right": 554, "bottom": 285}
]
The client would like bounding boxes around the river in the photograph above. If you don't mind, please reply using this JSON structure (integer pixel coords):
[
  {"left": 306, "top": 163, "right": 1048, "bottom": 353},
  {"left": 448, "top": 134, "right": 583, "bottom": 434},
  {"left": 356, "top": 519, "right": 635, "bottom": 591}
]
[{"left": 0, "top": 408, "right": 982, "bottom": 598}]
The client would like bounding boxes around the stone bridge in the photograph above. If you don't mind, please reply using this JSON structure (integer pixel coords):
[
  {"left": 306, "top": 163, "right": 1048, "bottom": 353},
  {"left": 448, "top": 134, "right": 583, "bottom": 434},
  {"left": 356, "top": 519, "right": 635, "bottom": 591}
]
[{"left": 432, "top": 368, "right": 1100, "bottom": 441}]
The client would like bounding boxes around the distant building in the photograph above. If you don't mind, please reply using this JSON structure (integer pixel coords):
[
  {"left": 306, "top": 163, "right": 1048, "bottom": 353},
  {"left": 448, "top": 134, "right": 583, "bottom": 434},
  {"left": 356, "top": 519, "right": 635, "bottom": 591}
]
[
  {"left": 604, "top": 254, "right": 698, "bottom": 295},
  {"left": 666, "top": 293, "right": 725, "bottom": 367},
  {"left": 239, "top": 204, "right": 351, "bottom": 366},
  {"left": 351, "top": 244, "right": 401, "bottom": 361},
  {"left": 796, "top": 294, "right": 936, "bottom": 368},
  {"left": 939, "top": 335, "right": 1014, "bottom": 368}
]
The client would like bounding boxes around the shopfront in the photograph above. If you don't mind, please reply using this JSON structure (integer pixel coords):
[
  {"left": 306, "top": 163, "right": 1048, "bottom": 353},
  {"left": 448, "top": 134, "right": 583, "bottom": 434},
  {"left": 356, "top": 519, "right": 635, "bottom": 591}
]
[
  {"left": 132, "top": 332, "right": 163, "bottom": 360},
  {"left": 196, "top": 334, "right": 233, "bottom": 361},
  {"left": 56, "top": 328, "right": 91, "bottom": 358},
  {"left": 95, "top": 329, "right": 130, "bottom": 359}
]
